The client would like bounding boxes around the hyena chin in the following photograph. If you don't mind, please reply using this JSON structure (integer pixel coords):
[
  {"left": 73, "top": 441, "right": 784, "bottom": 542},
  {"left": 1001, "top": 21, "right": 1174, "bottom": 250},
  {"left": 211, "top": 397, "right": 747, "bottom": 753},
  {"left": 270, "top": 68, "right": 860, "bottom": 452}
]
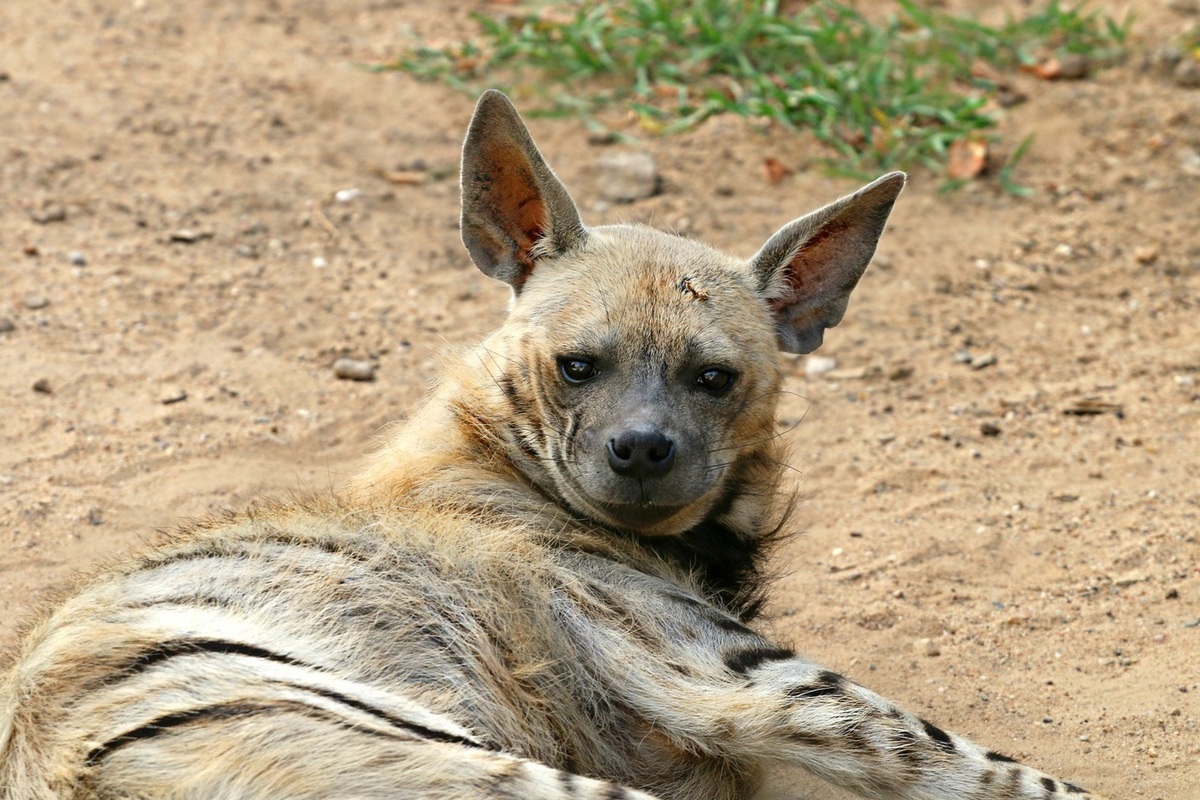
[{"left": 0, "top": 90, "right": 1107, "bottom": 800}]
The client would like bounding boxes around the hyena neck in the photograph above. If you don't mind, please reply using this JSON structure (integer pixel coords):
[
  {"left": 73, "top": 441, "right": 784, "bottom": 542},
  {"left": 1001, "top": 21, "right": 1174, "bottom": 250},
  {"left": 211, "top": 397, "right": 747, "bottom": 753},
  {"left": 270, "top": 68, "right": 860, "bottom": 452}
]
[{"left": 355, "top": 375, "right": 793, "bottom": 619}]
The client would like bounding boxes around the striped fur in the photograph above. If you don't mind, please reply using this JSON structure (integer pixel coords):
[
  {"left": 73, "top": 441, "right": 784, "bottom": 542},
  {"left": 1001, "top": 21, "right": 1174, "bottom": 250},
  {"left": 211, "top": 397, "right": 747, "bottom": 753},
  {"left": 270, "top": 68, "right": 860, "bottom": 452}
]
[{"left": 0, "top": 91, "right": 1107, "bottom": 799}]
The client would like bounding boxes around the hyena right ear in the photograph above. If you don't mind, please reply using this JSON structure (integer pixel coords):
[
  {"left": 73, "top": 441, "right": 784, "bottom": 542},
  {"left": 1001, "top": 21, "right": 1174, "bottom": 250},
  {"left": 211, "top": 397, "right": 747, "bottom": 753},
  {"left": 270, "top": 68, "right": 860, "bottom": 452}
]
[
  {"left": 460, "top": 90, "right": 587, "bottom": 292},
  {"left": 750, "top": 172, "right": 905, "bottom": 354}
]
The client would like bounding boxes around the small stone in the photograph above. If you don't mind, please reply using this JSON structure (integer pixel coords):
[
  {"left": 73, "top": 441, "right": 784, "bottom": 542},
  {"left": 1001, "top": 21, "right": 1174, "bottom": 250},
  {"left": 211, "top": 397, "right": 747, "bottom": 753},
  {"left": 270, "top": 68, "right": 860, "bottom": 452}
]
[
  {"left": 1150, "top": 46, "right": 1184, "bottom": 77},
  {"left": 953, "top": 349, "right": 973, "bottom": 364},
  {"left": 160, "top": 387, "right": 188, "bottom": 405},
  {"left": 1168, "top": 0, "right": 1200, "bottom": 12},
  {"left": 1133, "top": 245, "right": 1159, "bottom": 264},
  {"left": 0, "top": 317, "right": 15, "bottom": 333},
  {"left": 804, "top": 356, "right": 838, "bottom": 378},
  {"left": 914, "top": 638, "right": 941, "bottom": 657},
  {"left": 68, "top": 250, "right": 87, "bottom": 266},
  {"left": 970, "top": 352, "right": 997, "bottom": 370},
  {"left": 235, "top": 244, "right": 258, "bottom": 259},
  {"left": 30, "top": 202, "right": 66, "bottom": 224},
  {"left": 32, "top": 378, "right": 52, "bottom": 394},
  {"left": 888, "top": 365, "right": 914, "bottom": 381},
  {"left": 1113, "top": 571, "right": 1147, "bottom": 588},
  {"left": 1058, "top": 53, "right": 1090, "bottom": 80},
  {"left": 335, "top": 188, "right": 362, "bottom": 203},
  {"left": 87, "top": 507, "right": 104, "bottom": 526},
  {"left": 595, "top": 150, "right": 659, "bottom": 203},
  {"left": 169, "top": 229, "right": 211, "bottom": 243},
  {"left": 1183, "top": 618, "right": 1200, "bottom": 628},
  {"left": 1176, "top": 58, "right": 1200, "bottom": 89},
  {"left": 22, "top": 293, "right": 49, "bottom": 310},
  {"left": 980, "top": 422, "right": 1002, "bottom": 437},
  {"left": 1166, "top": 588, "right": 1180, "bottom": 600},
  {"left": 333, "top": 358, "right": 376, "bottom": 382}
]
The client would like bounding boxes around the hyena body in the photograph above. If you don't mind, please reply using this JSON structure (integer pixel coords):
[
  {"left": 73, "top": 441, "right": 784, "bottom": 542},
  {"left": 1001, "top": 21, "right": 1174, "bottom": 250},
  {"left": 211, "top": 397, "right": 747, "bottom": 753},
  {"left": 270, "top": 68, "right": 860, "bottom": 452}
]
[{"left": 0, "top": 92, "right": 1106, "bottom": 800}]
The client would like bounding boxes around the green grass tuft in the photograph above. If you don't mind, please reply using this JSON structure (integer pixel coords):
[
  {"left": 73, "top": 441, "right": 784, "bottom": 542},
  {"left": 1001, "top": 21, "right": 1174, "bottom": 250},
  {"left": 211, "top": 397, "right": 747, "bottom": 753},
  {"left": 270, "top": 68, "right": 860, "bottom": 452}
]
[{"left": 385, "top": 1, "right": 1131, "bottom": 188}]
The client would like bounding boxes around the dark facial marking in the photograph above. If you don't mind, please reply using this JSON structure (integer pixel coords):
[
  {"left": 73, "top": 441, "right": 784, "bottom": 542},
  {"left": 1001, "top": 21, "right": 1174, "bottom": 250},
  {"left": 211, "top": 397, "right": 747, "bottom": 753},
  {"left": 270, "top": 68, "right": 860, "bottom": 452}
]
[{"left": 986, "top": 750, "right": 1017, "bottom": 763}]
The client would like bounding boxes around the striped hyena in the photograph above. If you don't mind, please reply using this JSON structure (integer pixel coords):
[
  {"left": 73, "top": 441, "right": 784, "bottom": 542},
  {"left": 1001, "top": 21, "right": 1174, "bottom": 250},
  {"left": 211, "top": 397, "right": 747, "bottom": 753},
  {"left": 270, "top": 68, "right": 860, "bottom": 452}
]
[{"left": 0, "top": 90, "right": 1107, "bottom": 800}]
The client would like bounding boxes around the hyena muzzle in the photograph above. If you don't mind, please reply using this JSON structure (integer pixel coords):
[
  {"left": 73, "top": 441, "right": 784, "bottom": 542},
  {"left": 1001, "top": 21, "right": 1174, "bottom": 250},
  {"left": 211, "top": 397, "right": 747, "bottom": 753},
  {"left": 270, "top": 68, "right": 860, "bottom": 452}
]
[{"left": 0, "top": 91, "right": 1108, "bottom": 800}]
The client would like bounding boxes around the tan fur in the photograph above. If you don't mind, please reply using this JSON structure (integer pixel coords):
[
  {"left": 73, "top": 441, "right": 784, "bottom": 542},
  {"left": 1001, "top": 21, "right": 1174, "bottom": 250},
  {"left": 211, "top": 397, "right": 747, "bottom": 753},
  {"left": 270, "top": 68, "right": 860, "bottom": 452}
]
[{"left": 0, "top": 91, "right": 1107, "bottom": 799}]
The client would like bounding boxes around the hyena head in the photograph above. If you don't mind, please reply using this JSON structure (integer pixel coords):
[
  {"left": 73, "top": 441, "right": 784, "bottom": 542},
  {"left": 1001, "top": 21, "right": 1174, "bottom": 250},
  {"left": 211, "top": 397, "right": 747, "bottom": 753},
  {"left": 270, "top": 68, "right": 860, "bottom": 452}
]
[{"left": 458, "top": 90, "right": 903, "bottom": 538}]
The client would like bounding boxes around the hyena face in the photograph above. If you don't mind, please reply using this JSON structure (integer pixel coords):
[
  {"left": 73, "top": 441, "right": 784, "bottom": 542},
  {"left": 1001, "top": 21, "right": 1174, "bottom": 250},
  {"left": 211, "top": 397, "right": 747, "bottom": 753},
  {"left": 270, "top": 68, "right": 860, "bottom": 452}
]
[
  {"left": 461, "top": 90, "right": 904, "bottom": 536},
  {"left": 490, "top": 231, "right": 782, "bottom": 535}
]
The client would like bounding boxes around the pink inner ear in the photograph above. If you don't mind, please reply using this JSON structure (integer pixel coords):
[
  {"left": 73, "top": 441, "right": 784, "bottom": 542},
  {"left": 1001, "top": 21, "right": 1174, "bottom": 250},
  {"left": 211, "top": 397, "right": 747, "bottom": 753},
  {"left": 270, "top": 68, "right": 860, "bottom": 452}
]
[
  {"left": 766, "top": 225, "right": 841, "bottom": 311},
  {"left": 488, "top": 145, "right": 548, "bottom": 283}
]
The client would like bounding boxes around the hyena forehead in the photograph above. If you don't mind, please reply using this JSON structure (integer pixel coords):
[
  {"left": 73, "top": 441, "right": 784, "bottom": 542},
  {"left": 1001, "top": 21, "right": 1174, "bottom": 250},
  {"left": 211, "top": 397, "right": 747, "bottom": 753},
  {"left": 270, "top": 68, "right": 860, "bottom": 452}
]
[{"left": 513, "top": 224, "right": 777, "bottom": 353}]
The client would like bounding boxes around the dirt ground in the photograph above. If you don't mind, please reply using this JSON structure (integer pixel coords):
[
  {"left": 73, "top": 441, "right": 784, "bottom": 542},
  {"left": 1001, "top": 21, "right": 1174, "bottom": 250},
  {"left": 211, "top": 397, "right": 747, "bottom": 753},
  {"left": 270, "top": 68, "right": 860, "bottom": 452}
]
[{"left": 1, "top": 1, "right": 1197, "bottom": 797}]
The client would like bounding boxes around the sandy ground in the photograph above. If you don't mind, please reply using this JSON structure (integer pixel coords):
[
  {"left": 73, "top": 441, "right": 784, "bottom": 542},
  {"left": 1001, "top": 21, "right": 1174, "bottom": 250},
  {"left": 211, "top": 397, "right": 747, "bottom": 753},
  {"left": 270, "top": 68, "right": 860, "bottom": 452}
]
[{"left": 1, "top": 1, "right": 1198, "bottom": 797}]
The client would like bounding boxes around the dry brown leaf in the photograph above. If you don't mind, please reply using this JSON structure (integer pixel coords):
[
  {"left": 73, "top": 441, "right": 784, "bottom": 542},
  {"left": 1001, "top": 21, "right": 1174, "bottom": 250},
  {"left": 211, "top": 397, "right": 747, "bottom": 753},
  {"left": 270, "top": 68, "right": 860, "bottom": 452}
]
[
  {"left": 762, "top": 156, "right": 793, "bottom": 185},
  {"left": 1022, "top": 58, "right": 1062, "bottom": 81},
  {"left": 945, "top": 139, "right": 988, "bottom": 180}
]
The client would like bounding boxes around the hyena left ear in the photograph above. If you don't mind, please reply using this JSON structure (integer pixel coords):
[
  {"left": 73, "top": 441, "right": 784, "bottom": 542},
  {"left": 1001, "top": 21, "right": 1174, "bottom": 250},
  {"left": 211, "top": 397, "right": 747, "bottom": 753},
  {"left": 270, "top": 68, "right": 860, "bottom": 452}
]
[
  {"left": 460, "top": 90, "right": 587, "bottom": 292},
  {"left": 750, "top": 172, "right": 906, "bottom": 354}
]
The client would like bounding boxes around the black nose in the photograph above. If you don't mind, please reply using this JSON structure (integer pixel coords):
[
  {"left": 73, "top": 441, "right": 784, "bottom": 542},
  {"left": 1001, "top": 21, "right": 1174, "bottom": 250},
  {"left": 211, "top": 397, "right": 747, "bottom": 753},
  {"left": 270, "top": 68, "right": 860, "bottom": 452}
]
[{"left": 607, "top": 425, "right": 676, "bottom": 478}]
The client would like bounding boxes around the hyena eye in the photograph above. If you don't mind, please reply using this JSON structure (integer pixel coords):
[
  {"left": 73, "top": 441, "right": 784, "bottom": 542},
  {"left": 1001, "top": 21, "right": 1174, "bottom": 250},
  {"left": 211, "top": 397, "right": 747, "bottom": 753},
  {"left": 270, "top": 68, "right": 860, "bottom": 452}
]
[
  {"left": 558, "top": 357, "right": 598, "bottom": 384},
  {"left": 696, "top": 367, "right": 735, "bottom": 393}
]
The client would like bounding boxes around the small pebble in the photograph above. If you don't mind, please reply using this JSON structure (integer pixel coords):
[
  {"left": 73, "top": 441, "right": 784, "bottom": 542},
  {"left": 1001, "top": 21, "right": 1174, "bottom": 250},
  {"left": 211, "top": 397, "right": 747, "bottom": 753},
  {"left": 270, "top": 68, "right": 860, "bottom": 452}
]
[
  {"left": 169, "top": 229, "right": 209, "bottom": 243},
  {"left": 1133, "top": 245, "right": 1159, "bottom": 264},
  {"left": 953, "top": 349, "right": 973, "bottom": 364},
  {"left": 980, "top": 422, "right": 1002, "bottom": 437},
  {"left": 805, "top": 356, "right": 838, "bottom": 378},
  {"left": 68, "top": 250, "right": 87, "bottom": 266},
  {"left": 1176, "top": 58, "right": 1200, "bottom": 89},
  {"left": 970, "top": 352, "right": 997, "bottom": 370},
  {"left": 0, "top": 317, "right": 15, "bottom": 333},
  {"left": 1058, "top": 53, "right": 1090, "bottom": 80},
  {"left": 312, "top": 256, "right": 328, "bottom": 269},
  {"left": 22, "top": 293, "right": 49, "bottom": 310},
  {"left": 914, "top": 638, "right": 941, "bottom": 657},
  {"left": 87, "top": 507, "right": 104, "bottom": 526},
  {"left": 1183, "top": 618, "right": 1200, "bottom": 628},
  {"left": 595, "top": 151, "right": 659, "bottom": 203},
  {"left": 333, "top": 358, "right": 376, "bottom": 382},
  {"left": 30, "top": 202, "right": 67, "bottom": 224},
  {"left": 160, "top": 387, "right": 188, "bottom": 405},
  {"left": 335, "top": 188, "right": 362, "bottom": 203},
  {"left": 32, "top": 378, "right": 52, "bottom": 394}
]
